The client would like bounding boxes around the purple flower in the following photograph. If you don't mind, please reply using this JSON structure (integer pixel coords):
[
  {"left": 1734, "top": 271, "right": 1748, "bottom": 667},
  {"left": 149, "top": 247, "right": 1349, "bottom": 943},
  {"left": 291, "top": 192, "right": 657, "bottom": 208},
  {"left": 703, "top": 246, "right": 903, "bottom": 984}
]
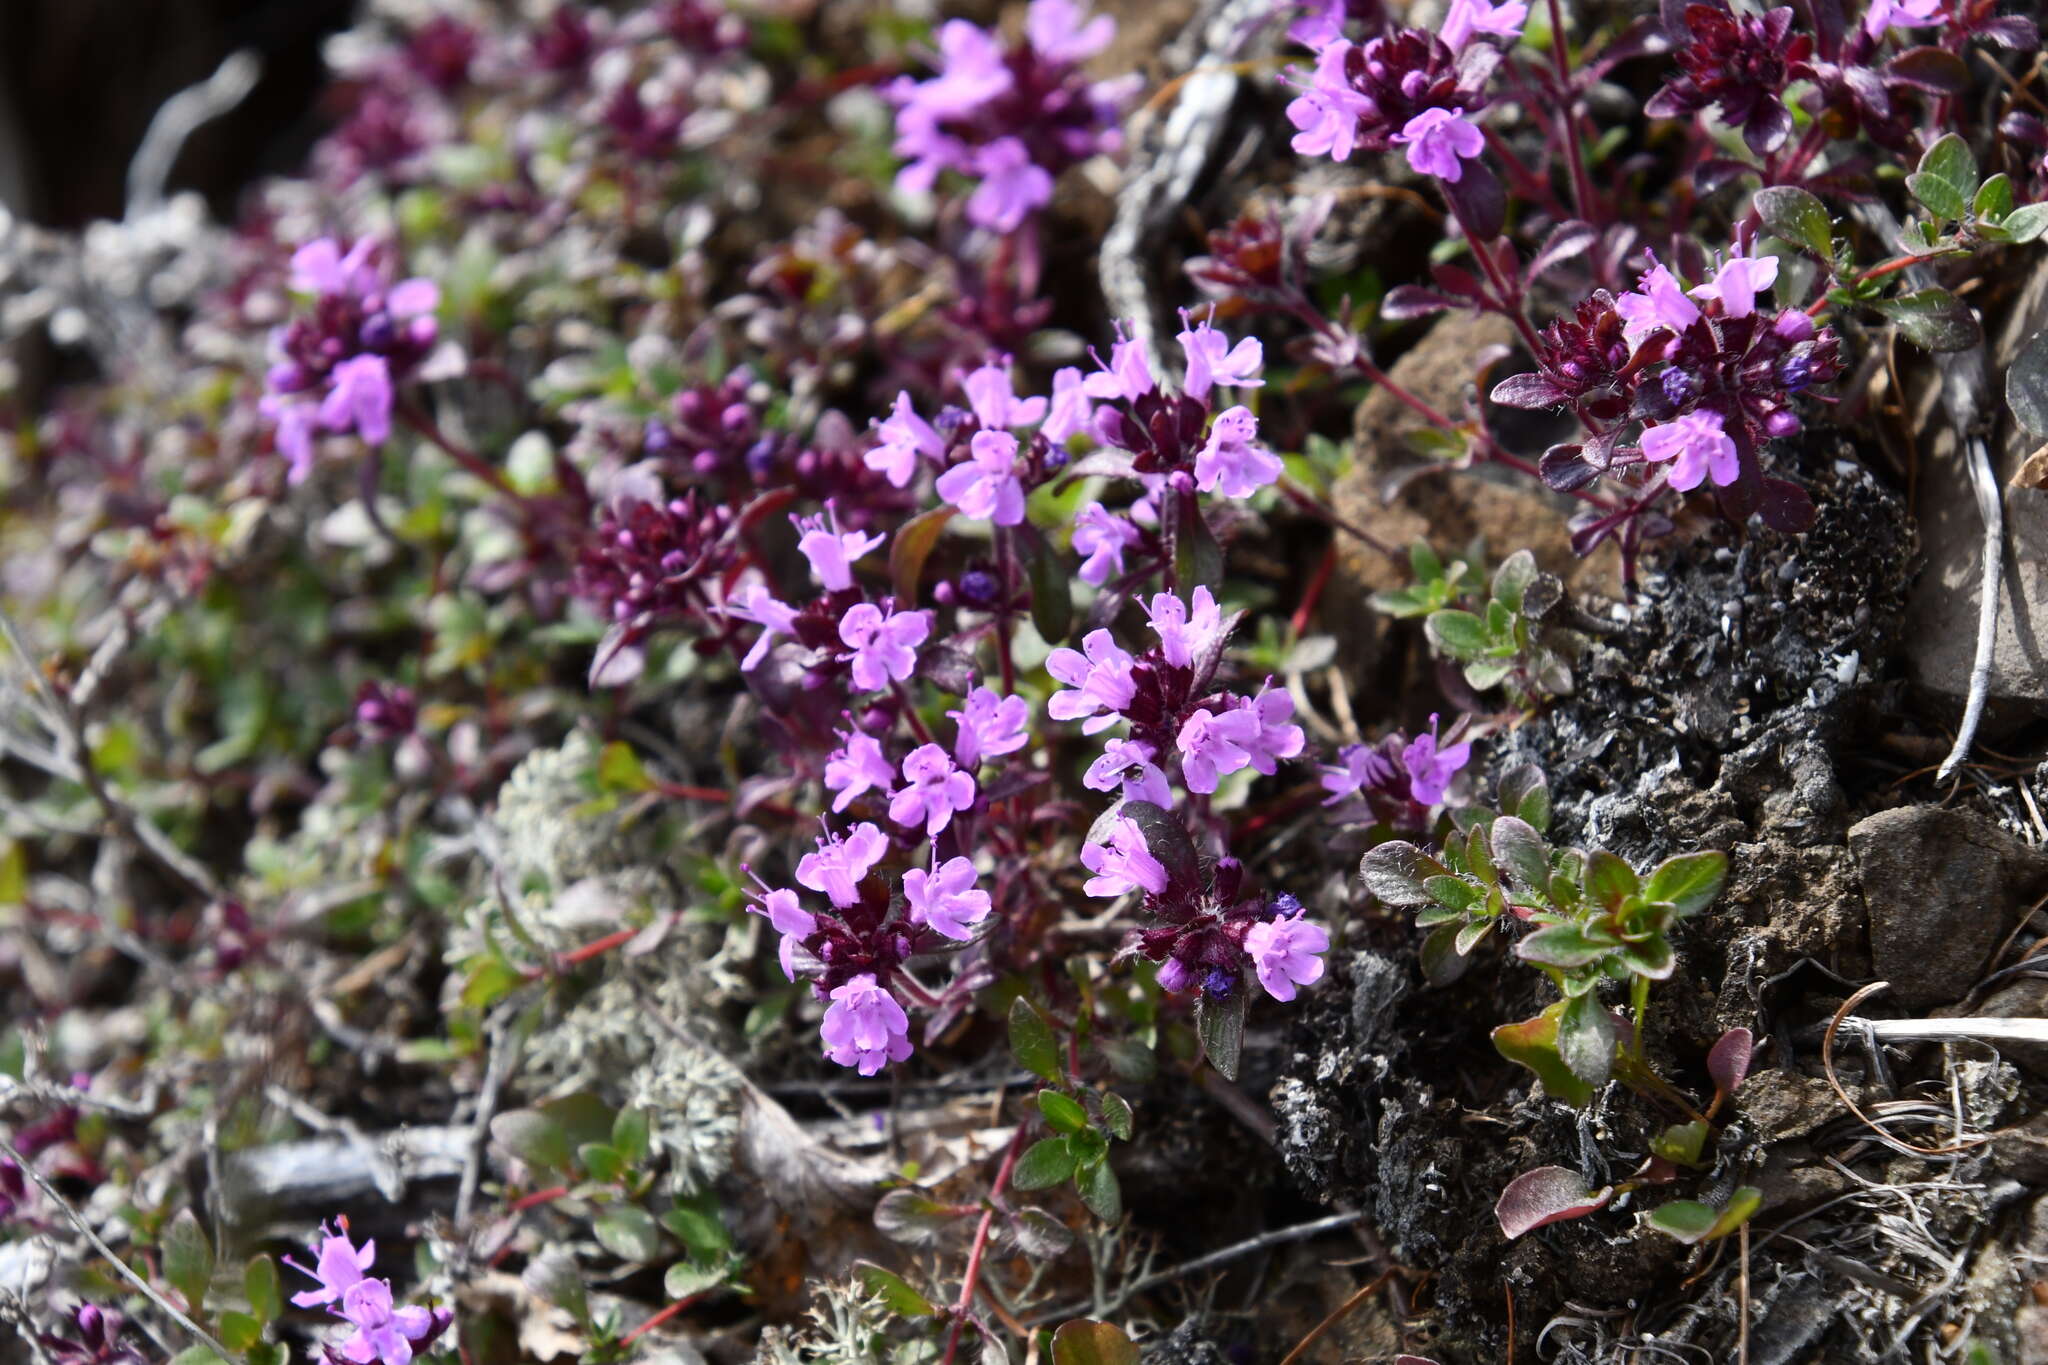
[
  {"left": 37, "top": 1303, "right": 146, "bottom": 1365},
  {"left": 963, "top": 359, "right": 1048, "bottom": 430},
  {"left": 1047, "top": 629, "right": 1139, "bottom": 733},
  {"left": 1863, "top": 0, "right": 1944, "bottom": 36},
  {"left": 839, "top": 602, "right": 931, "bottom": 691},
  {"left": 1240, "top": 684, "right": 1306, "bottom": 774},
  {"left": 725, "top": 582, "right": 801, "bottom": 670},
  {"left": 1144, "top": 586, "right": 1226, "bottom": 668},
  {"left": 1690, "top": 252, "right": 1780, "bottom": 319},
  {"left": 1040, "top": 366, "right": 1094, "bottom": 444},
  {"left": 796, "top": 822, "right": 889, "bottom": 907},
  {"left": 334, "top": 1277, "right": 438, "bottom": 1365},
  {"left": 889, "top": 743, "right": 978, "bottom": 836},
  {"left": 1072, "top": 503, "right": 1141, "bottom": 585},
  {"left": 896, "top": 20, "right": 1013, "bottom": 127},
  {"left": 820, "top": 974, "right": 913, "bottom": 1074},
  {"left": 1082, "top": 324, "right": 1158, "bottom": 402},
  {"left": 1177, "top": 705, "right": 1261, "bottom": 793},
  {"left": 1286, "top": 41, "right": 1371, "bottom": 161},
  {"left": 1194, "top": 406, "right": 1283, "bottom": 498},
  {"left": 1640, "top": 408, "right": 1740, "bottom": 492},
  {"left": 1320, "top": 742, "right": 1397, "bottom": 804},
  {"left": 1613, "top": 260, "right": 1703, "bottom": 345},
  {"left": 824, "top": 731, "right": 895, "bottom": 812},
  {"left": 1080, "top": 816, "right": 1169, "bottom": 898},
  {"left": 902, "top": 854, "right": 992, "bottom": 939},
  {"left": 1391, "top": 106, "right": 1486, "bottom": 180},
  {"left": 793, "top": 503, "right": 884, "bottom": 592},
  {"left": 1083, "top": 736, "right": 1156, "bottom": 793},
  {"left": 286, "top": 1223, "right": 376, "bottom": 1309},
  {"left": 290, "top": 238, "right": 381, "bottom": 297},
  {"left": 936, "top": 430, "right": 1029, "bottom": 525},
  {"left": 967, "top": 137, "right": 1056, "bottom": 232},
  {"left": 1401, "top": 714, "right": 1474, "bottom": 805},
  {"left": 1440, "top": 0, "right": 1528, "bottom": 49},
  {"left": 263, "top": 396, "right": 321, "bottom": 483},
  {"left": 1244, "top": 913, "right": 1330, "bottom": 1001},
  {"left": 1027, "top": 0, "right": 1116, "bottom": 63},
  {"left": 949, "top": 687, "right": 1031, "bottom": 766},
  {"left": 748, "top": 886, "right": 817, "bottom": 980},
  {"left": 1176, "top": 315, "right": 1264, "bottom": 402},
  {"left": 868, "top": 391, "right": 944, "bottom": 487},
  {"left": 317, "top": 354, "right": 395, "bottom": 447}
]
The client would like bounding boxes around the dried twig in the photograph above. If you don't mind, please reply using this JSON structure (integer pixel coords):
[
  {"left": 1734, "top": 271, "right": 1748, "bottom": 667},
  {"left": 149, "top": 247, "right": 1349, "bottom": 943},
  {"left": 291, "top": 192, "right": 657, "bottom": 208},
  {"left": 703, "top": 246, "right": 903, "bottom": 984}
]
[{"left": 1276, "top": 1267, "right": 1395, "bottom": 1365}]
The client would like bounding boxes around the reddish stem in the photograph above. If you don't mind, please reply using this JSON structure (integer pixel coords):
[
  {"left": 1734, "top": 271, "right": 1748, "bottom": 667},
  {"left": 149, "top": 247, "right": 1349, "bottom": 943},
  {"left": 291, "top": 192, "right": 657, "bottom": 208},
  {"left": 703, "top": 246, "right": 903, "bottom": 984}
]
[
  {"left": 522, "top": 926, "right": 638, "bottom": 981},
  {"left": 653, "top": 779, "right": 731, "bottom": 803},
  {"left": 509, "top": 1185, "right": 569, "bottom": 1213},
  {"left": 939, "top": 1125, "right": 1030, "bottom": 1365},
  {"left": 1292, "top": 544, "right": 1338, "bottom": 638},
  {"left": 618, "top": 1291, "right": 709, "bottom": 1348},
  {"left": 1543, "top": 0, "right": 1599, "bottom": 224},
  {"left": 398, "top": 403, "right": 521, "bottom": 502}
]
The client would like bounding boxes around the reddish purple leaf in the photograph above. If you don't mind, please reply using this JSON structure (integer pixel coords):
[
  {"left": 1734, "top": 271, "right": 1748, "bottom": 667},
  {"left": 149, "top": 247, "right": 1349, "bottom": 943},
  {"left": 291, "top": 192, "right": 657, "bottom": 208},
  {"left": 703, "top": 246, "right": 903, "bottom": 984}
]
[
  {"left": 1885, "top": 46, "right": 1970, "bottom": 93},
  {"left": 1495, "top": 1166, "right": 1615, "bottom": 1240},
  {"left": 1708, "top": 1026, "right": 1754, "bottom": 1096},
  {"left": 1382, "top": 285, "right": 1456, "bottom": 320},
  {"left": 1490, "top": 372, "right": 1571, "bottom": 409}
]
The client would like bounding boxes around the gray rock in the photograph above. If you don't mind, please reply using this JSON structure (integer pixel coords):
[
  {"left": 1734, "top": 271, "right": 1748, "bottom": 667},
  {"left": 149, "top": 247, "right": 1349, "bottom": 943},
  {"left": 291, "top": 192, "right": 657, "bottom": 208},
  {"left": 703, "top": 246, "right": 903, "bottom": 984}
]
[
  {"left": 1849, "top": 805, "right": 2038, "bottom": 1007},
  {"left": 1905, "top": 251, "right": 2048, "bottom": 715}
]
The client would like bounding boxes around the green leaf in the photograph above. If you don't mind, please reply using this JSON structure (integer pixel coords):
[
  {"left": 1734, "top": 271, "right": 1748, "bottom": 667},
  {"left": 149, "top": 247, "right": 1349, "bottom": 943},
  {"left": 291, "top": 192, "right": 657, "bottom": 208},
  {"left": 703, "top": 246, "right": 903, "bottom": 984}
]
[
  {"left": 1872, "top": 288, "right": 1981, "bottom": 352},
  {"left": 245, "top": 1255, "right": 282, "bottom": 1325},
  {"left": 1642, "top": 851, "right": 1728, "bottom": 916},
  {"left": 1175, "top": 501, "right": 1225, "bottom": 594},
  {"left": 218, "top": 1311, "right": 262, "bottom": 1353},
  {"left": 1493, "top": 1002, "right": 1595, "bottom": 1108},
  {"left": 596, "top": 740, "right": 655, "bottom": 794},
  {"left": 593, "top": 1206, "right": 663, "bottom": 1262},
  {"left": 1409, "top": 540, "right": 1445, "bottom": 586},
  {"left": 1009, "top": 997, "right": 1061, "bottom": 1083},
  {"left": 522, "top": 1246, "right": 587, "bottom": 1324},
  {"left": 1584, "top": 850, "right": 1641, "bottom": 911},
  {"left": 1075, "top": 1158, "right": 1122, "bottom": 1222},
  {"left": 1617, "top": 935, "right": 1676, "bottom": 980},
  {"left": 1906, "top": 171, "right": 1968, "bottom": 221},
  {"left": 1487, "top": 817, "right": 1551, "bottom": 894},
  {"left": 612, "top": 1107, "right": 652, "bottom": 1165},
  {"left": 1453, "top": 919, "right": 1493, "bottom": 956},
  {"left": 1420, "top": 922, "right": 1471, "bottom": 985},
  {"left": 1919, "top": 132, "right": 1978, "bottom": 200},
  {"left": 167, "top": 1350, "right": 229, "bottom": 1365},
  {"left": 1017, "top": 519, "right": 1074, "bottom": 644},
  {"left": 1491, "top": 549, "right": 1538, "bottom": 613},
  {"left": 1195, "top": 987, "right": 1247, "bottom": 1080},
  {"left": 1974, "top": 173, "right": 2015, "bottom": 222},
  {"left": 1423, "top": 875, "right": 1483, "bottom": 913},
  {"left": 664, "top": 1262, "right": 725, "bottom": 1300},
  {"left": 1370, "top": 586, "right": 1436, "bottom": 618},
  {"left": 1426, "top": 609, "right": 1489, "bottom": 661},
  {"left": 1497, "top": 765, "right": 1551, "bottom": 833},
  {"left": 855, "top": 1261, "right": 937, "bottom": 1317},
  {"left": 874, "top": 1188, "right": 969, "bottom": 1246},
  {"left": 1360, "top": 841, "right": 1450, "bottom": 906},
  {"left": 1012, "top": 1138, "right": 1078, "bottom": 1190},
  {"left": 1517, "top": 924, "right": 1613, "bottom": 969},
  {"left": 163, "top": 1208, "right": 215, "bottom": 1316},
  {"left": 491, "top": 1109, "right": 572, "bottom": 1173},
  {"left": 1037, "top": 1090, "right": 1089, "bottom": 1135},
  {"left": 1753, "top": 185, "right": 1835, "bottom": 261},
  {"left": 1645, "top": 1187, "right": 1762, "bottom": 1244},
  {"left": 1651, "top": 1120, "right": 1710, "bottom": 1167},
  {"left": 661, "top": 1197, "right": 731, "bottom": 1260},
  {"left": 1099, "top": 1092, "right": 1134, "bottom": 1141},
  {"left": 1464, "top": 659, "right": 1514, "bottom": 691},
  {"left": 1556, "top": 991, "right": 1617, "bottom": 1089},
  {"left": 889, "top": 504, "right": 955, "bottom": 602},
  {"left": 2005, "top": 203, "right": 2048, "bottom": 243},
  {"left": 2009, "top": 327, "right": 2048, "bottom": 439},
  {"left": 245, "top": 1345, "right": 287, "bottom": 1365},
  {"left": 1051, "top": 1320, "right": 1141, "bottom": 1365},
  {"left": 579, "top": 1143, "right": 627, "bottom": 1184}
]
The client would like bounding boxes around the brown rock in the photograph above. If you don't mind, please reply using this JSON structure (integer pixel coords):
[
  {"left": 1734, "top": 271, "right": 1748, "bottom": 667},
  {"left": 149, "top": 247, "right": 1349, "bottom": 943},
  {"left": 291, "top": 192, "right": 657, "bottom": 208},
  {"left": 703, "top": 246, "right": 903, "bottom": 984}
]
[
  {"left": 1736, "top": 1068, "right": 1844, "bottom": 1142},
  {"left": 1329, "top": 310, "right": 1619, "bottom": 675},
  {"left": 1849, "top": 804, "right": 2044, "bottom": 1008},
  {"left": 1945, "top": 976, "right": 2048, "bottom": 1077}
]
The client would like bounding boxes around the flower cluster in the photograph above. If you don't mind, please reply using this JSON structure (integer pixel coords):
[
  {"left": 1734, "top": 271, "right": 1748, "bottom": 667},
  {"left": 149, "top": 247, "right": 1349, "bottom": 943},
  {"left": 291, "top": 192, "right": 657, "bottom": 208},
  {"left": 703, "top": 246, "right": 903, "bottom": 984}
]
[
  {"left": 1497, "top": 240, "right": 1841, "bottom": 512},
  {"left": 1284, "top": 15, "right": 1510, "bottom": 180},
  {"left": 571, "top": 480, "right": 740, "bottom": 686},
  {"left": 886, "top": 0, "right": 1136, "bottom": 232},
  {"left": 287, "top": 1222, "right": 452, "bottom": 1365},
  {"left": 1646, "top": 5, "right": 1812, "bottom": 156},
  {"left": 1320, "top": 714, "right": 1477, "bottom": 821},
  {"left": 259, "top": 238, "right": 443, "bottom": 483}
]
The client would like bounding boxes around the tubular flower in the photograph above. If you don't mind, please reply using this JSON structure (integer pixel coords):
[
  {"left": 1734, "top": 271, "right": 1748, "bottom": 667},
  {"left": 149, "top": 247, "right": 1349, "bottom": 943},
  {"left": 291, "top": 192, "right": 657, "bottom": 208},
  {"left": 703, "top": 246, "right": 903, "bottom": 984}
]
[{"left": 820, "top": 974, "right": 913, "bottom": 1074}]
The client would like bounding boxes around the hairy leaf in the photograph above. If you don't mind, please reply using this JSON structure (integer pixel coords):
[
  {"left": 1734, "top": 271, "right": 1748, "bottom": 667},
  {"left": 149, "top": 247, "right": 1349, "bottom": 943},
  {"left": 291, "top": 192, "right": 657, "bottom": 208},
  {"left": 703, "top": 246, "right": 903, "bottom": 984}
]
[{"left": 1495, "top": 1165, "right": 1614, "bottom": 1239}]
